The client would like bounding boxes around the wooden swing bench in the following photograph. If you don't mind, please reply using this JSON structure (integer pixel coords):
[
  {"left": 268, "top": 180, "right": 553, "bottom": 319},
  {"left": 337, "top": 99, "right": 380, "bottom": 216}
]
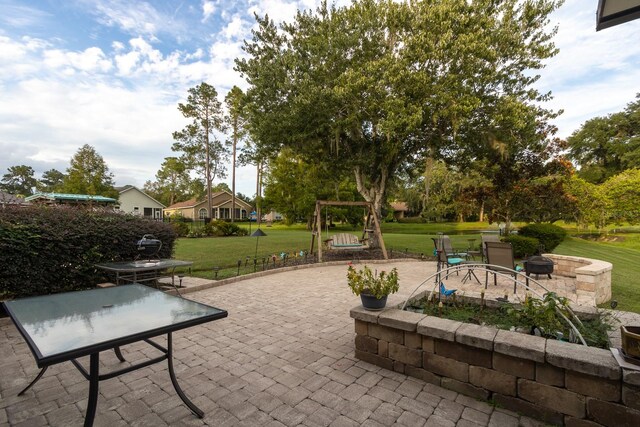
[
  {"left": 326, "top": 233, "right": 367, "bottom": 250},
  {"left": 311, "top": 200, "right": 388, "bottom": 262}
]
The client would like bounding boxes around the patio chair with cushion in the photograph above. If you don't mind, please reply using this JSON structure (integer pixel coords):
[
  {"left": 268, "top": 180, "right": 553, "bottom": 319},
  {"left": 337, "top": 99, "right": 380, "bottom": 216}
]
[
  {"left": 432, "top": 235, "right": 467, "bottom": 259},
  {"left": 437, "top": 249, "right": 464, "bottom": 279},
  {"left": 484, "top": 241, "right": 523, "bottom": 292}
]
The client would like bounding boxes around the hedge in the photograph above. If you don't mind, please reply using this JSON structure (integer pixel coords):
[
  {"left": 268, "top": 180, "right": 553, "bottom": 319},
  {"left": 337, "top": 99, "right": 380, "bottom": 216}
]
[
  {"left": 518, "top": 223, "right": 567, "bottom": 252},
  {"left": 0, "top": 205, "right": 176, "bottom": 299},
  {"left": 502, "top": 235, "right": 540, "bottom": 259}
]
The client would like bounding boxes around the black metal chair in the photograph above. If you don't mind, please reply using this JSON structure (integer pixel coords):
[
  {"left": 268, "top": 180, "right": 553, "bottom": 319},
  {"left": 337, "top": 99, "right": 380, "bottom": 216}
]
[{"left": 484, "top": 241, "right": 523, "bottom": 292}]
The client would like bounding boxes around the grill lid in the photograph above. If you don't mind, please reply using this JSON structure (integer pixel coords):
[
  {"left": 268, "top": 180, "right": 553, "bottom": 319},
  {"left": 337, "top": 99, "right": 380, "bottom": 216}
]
[{"left": 136, "top": 234, "right": 162, "bottom": 259}]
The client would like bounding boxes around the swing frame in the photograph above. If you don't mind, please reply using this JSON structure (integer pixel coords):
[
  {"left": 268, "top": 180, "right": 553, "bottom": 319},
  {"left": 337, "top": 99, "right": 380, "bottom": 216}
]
[{"left": 309, "top": 200, "right": 388, "bottom": 262}]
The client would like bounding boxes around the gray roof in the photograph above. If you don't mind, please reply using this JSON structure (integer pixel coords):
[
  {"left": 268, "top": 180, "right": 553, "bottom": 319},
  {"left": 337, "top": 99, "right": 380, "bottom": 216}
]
[{"left": 0, "top": 191, "right": 29, "bottom": 205}]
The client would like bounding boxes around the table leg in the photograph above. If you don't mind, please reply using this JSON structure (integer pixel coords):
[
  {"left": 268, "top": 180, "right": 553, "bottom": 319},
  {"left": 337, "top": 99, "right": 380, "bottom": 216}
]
[
  {"left": 113, "top": 346, "right": 126, "bottom": 362},
  {"left": 167, "top": 332, "right": 204, "bottom": 418},
  {"left": 84, "top": 353, "right": 100, "bottom": 427},
  {"left": 17, "top": 366, "right": 48, "bottom": 396}
]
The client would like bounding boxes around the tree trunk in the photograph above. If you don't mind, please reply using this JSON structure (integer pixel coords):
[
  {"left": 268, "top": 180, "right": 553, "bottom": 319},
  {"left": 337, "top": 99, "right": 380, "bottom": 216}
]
[
  {"left": 354, "top": 167, "right": 386, "bottom": 219},
  {"left": 421, "top": 155, "right": 434, "bottom": 217},
  {"left": 205, "top": 123, "right": 213, "bottom": 219},
  {"left": 231, "top": 130, "right": 237, "bottom": 223},
  {"left": 479, "top": 200, "right": 485, "bottom": 222}
]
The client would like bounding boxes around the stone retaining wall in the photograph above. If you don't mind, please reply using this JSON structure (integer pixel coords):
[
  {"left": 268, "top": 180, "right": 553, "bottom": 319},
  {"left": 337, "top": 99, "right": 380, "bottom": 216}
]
[
  {"left": 543, "top": 254, "right": 612, "bottom": 305},
  {"left": 351, "top": 302, "right": 640, "bottom": 426}
]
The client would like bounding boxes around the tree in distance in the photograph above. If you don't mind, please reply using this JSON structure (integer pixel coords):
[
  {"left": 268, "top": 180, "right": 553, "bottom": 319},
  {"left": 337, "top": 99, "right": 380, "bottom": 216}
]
[
  {"left": 225, "top": 86, "right": 249, "bottom": 222},
  {"left": 61, "top": 144, "right": 118, "bottom": 198},
  {"left": 37, "top": 169, "right": 66, "bottom": 193},
  {"left": 0, "top": 165, "right": 38, "bottom": 196},
  {"left": 567, "top": 93, "right": 640, "bottom": 184},
  {"left": 172, "top": 82, "right": 229, "bottom": 219},
  {"left": 143, "top": 157, "right": 193, "bottom": 206}
]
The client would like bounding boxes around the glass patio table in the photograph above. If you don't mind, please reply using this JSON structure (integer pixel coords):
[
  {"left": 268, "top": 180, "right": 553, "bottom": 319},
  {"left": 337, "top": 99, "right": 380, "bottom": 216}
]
[
  {"left": 3, "top": 284, "right": 227, "bottom": 427},
  {"left": 95, "top": 259, "right": 193, "bottom": 292}
]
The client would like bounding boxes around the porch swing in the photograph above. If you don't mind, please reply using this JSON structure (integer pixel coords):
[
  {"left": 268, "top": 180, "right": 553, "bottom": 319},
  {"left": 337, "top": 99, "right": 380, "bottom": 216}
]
[{"left": 309, "top": 200, "right": 388, "bottom": 262}]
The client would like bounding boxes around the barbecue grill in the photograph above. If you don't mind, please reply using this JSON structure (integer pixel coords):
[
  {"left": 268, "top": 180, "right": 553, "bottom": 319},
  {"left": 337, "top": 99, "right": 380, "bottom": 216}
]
[
  {"left": 136, "top": 234, "right": 162, "bottom": 261},
  {"left": 523, "top": 255, "right": 554, "bottom": 279}
]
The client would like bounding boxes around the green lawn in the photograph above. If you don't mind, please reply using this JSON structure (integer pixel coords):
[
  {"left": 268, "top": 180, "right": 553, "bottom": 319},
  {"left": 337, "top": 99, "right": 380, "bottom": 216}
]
[{"left": 174, "top": 222, "right": 640, "bottom": 312}]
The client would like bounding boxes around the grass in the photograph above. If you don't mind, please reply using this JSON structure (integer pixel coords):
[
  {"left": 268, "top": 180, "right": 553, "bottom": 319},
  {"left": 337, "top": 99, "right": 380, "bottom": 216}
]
[{"left": 173, "top": 221, "right": 640, "bottom": 312}]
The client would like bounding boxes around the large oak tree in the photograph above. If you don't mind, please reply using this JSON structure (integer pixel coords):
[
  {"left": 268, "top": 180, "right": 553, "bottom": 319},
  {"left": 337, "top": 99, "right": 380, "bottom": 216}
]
[{"left": 236, "top": 0, "right": 562, "bottom": 218}]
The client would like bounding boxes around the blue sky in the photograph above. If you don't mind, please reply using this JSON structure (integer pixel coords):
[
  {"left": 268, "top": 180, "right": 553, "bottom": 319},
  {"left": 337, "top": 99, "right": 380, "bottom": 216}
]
[{"left": 1, "top": 0, "right": 639, "bottom": 198}]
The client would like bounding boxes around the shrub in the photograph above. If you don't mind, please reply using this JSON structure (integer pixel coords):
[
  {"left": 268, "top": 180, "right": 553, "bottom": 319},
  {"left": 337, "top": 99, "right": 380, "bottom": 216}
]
[
  {"left": 518, "top": 223, "right": 567, "bottom": 252},
  {"left": 172, "top": 221, "right": 190, "bottom": 237},
  {"left": 502, "top": 235, "right": 539, "bottom": 258},
  {"left": 202, "top": 221, "right": 218, "bottom": 236},
  {"left": 212, "top": 220, "right": 247, "bottom": 236},
  {"left": 0, "top": 205, "right": 176, "bottom": 298}
]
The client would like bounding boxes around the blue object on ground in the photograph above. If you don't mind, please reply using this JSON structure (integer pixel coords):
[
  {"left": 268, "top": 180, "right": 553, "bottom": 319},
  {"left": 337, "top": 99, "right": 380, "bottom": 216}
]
[{"left": 440, "top": 282, "right": 457, "bottom": 297}]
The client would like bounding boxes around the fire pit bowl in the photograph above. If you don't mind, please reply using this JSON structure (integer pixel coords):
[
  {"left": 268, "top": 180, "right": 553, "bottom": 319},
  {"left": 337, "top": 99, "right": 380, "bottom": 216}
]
[{"left": 523, "top": 255, "right": 554, "bottom": 278}]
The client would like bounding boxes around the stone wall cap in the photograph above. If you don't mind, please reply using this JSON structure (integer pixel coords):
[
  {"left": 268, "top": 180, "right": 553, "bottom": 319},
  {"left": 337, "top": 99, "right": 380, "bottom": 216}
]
[
  {"left": 417, "top": 316, "right": 462, "bottom": 342},
  {"left": 455, "top": 323, "right": 497, "bottom": 350},
  {"left": 546, "top": 339, "right": 620, "bottom": 380},
  {"left": 379, "top": 309, "right": 426, "bottom": 332},
  {"left": 350, "top": 305, "right": 384, "bottom": 323},
  {"left": 543, "top": 254, "right": 612, "bottom": 274},
  {"left": 494, "top": 329, "right": 545, "bottom": 362}
]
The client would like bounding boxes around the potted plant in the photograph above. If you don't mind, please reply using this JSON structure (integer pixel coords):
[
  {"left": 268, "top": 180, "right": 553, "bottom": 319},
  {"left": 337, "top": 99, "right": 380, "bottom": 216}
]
[{"left": 347, "top": 265, "right": 399, "bottom": 310}]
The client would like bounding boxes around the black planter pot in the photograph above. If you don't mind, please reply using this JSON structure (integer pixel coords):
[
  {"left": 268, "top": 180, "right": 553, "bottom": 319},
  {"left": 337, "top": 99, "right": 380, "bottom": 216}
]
[{"left": 360, "top": 293, "right": 388, "bottom": 311}]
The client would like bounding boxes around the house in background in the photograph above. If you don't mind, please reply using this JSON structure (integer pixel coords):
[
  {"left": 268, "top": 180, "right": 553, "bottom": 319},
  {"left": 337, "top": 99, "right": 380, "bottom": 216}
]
[
  {"left": 390, "top": 201, "right": 409, "bottom": 220},
  {"left": 25, "top": 192, "right": 117, "bottom": 206},
  {"left": 115, "top": 185, "right": 164, "bottom": 219},
  {"left": 164, "top": 191, "right": 252, "bottom": 220},
  {"left": 0, "top": 191, "right": 29, "bottom": 207}
]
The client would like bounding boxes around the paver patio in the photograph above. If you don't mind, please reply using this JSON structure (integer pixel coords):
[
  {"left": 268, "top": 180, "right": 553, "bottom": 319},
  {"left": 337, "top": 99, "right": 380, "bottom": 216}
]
[{"left": 0, "top": 260, "right": 578, "bottom": 426}]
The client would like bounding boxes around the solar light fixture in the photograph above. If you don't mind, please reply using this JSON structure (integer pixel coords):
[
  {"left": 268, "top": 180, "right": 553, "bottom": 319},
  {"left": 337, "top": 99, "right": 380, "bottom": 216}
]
[{"left": 251, "top": 228, "right": 267, "bottom": 259}]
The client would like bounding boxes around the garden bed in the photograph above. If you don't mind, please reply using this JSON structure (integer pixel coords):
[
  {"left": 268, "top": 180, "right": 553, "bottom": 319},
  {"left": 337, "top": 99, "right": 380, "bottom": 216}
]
[
  {"left": 350, "top": 294, "right": 640, "bottom": 426},
  {"left": 405, "top": 293, "right": 611, "bottom": 349}
]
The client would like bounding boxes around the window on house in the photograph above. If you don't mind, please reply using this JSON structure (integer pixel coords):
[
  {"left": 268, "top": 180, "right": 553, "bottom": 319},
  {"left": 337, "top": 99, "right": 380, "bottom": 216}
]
[{"left": 198, "top": 208, "right": 207, "bottom": 219}]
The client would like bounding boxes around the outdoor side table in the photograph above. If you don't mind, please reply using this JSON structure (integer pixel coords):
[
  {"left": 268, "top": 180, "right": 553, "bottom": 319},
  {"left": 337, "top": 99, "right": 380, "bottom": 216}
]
[
  {"left": 95, "top": 259, "right": 193, "bottom": 293},
  {"left": 3, "top": 284, "right": 227, "bottom": 427}
]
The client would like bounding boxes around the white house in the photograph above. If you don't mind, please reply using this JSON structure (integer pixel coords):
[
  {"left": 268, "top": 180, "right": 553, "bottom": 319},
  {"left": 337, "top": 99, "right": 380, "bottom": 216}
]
[{"left": 115, "top": 186, "right": 165, "bottom": 219}]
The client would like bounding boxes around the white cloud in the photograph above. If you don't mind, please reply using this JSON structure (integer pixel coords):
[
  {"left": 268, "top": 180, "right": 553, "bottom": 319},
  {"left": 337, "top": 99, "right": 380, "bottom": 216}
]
[
  {"left": 44, "top": 47, "right": 113, "bottom": 73},
  {"left": 0, "top": 2, "right": 51, "bottom": 29},
  {"left": 202, "top": 0, "right": 216, "bottom": 22},
  {"left": 221, "top": 14, "right": 250, "bottom": 40},
  {"left": 87, "top": 0, "right": 188, "bottom": 41}
]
